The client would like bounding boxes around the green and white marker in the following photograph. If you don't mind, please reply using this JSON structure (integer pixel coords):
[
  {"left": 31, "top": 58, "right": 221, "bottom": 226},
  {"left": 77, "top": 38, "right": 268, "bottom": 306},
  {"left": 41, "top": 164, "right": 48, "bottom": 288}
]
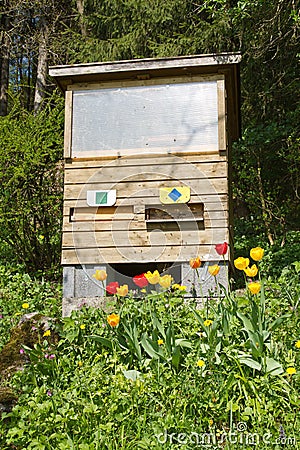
[{"left": 86, "top": 190, "right": 116, "bottom": 207}]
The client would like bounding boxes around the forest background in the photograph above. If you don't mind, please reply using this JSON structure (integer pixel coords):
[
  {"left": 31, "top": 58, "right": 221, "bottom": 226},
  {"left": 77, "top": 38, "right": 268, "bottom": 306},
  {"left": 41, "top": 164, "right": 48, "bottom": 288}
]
[{"left": 0, "top": 0, "right": 299, "bottom": 279}]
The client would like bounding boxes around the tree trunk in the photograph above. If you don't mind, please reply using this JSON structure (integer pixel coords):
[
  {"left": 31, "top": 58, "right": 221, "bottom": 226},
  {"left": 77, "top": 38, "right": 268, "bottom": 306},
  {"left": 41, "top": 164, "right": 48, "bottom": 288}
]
[
  {"left": 33, "top": 16, "right": 49, "bottom": 114},
  {"left": 76, "top": 0, "right": 87, "bottom": 37},
  {"left": 257, "top": 164, "right": 275, "bottom": 246},
  {"left": 0, "top": 15, "right": 10, "bottom": 116}
]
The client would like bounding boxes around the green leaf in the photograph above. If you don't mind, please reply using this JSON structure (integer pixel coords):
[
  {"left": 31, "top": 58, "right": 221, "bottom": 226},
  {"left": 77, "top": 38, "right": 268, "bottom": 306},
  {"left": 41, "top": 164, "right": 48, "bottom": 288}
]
[
  {"left": 88, "top": 335, "right": 114, "bottom": 350},
  {"left": 171, "top": 345, "right": 181, "bottom": 372},
  {"left": 265, "top": 357, "right": 284, "bottom": 375},
  {"left": 238, "top": 355, "right": 262, "bottom": 371},
  {"left": 123, "top": 369, "right": 142, "bottom": 381},
  {"left": 141, "top": 334, "right": 160, "bottom": 360}
]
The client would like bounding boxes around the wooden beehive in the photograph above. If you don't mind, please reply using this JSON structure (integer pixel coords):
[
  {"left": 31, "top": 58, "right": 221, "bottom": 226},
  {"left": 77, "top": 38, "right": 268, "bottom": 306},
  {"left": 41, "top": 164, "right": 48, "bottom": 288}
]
[{"left": 49, "top": 53, "right": 241, "bottom": 313}]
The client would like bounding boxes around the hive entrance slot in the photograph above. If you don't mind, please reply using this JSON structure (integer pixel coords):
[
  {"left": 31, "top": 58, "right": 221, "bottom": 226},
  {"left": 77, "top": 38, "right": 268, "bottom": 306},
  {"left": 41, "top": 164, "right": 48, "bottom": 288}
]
[{"left": 145, "top": 203, "right": 204, "bottom": 231}]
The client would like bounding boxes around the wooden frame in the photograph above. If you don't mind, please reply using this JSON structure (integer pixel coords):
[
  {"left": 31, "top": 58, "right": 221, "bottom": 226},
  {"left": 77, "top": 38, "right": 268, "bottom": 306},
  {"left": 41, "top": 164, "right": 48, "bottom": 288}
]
[{"left": 63, "top": 74, "right": 227, "bottom": 159}]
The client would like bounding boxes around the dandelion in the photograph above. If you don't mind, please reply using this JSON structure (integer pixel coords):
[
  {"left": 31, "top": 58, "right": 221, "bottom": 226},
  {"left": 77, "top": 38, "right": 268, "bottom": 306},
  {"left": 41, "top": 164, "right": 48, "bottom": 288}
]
[
  {"left": 215, "top": 242, "right": 228, "bottom": 255},
  {"left": 22, "top": 303, "right": 29, "bottom": 309},
  {"left": 144, "top": 270, "right": 160, "bottom": 284},
  {"left": 204, "top": 319, "right": 213, "bottom": 327},
  {"left": 234, "top": 257, "right": 249, "bottom": 271},
  {"left": 248, "top": 282, "right": 261, "bottom": 295},
  {"left": 107, "top": 313, "right": 120, "bottom": 327},
  {"left": 93, "top": 269, "right": 107, "bottom": 281},
  {"left": 43, "top": 330, "right": 51, "bottom": 337},
  {"left": 286, "top": 367, "right": 296, "bottom": 375},
  {"left": 244, "top": 264, "right": 258, "bottom": 277},
  {"left": 172, "top": 284, "right": 187, "bottom": 292},
  {"left": 159, "top": 274, "right": 173, "bottom": 289},
  {"left": 78, "top": 361, "right": 83, "bottom": 367},
  {"left": 250, "top": 247, "right": 264, "bottom": 261},
  {"left": 208, "top": 265, "right": 220, "bottom": 276},
  {"left": 133, "top": 273, "right": 148, "bottom": 288},
  {"left": 116, "top": 284, "right": 128, "bottom": 296},
  {"left": 197, "top": 359, "right": 205, "bottom": 367},
  {"left": 189, "top": 257, "right": 201, "bottom": 269},
  {"left": 106, "top": 281, "right": 119, "bottom": 295},
  {"left": 157, "top": 339, "right": 164, "bottom": 345},
  {"left": 295, "top": 341, "right": 300, "bottom": 349},
  {"left": 80, "top": 324, "right": 86, "bottom": 330}
]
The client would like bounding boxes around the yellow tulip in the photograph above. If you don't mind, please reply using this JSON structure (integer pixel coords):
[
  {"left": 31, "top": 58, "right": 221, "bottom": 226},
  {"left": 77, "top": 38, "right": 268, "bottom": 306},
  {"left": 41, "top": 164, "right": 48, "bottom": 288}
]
[
  {"left": 250, "top": 247, "right": 264, "bottom": 261},
  {"left": 248, "top": 282, "right": 261, "bottom": 295},
  {"left": 144, "top": 270, "right": 160, "bottom": 284},
  {"left": 107, "top": 313, "right": 120, "bottom": 327},
  {"left": 93, "top": 269, "right": 107, "bottom": 281},
  {"left": 116, "top": 284, "right": 128, "bottom": 296},
  {"left": 208, "top": 265, "right": 220, "bottom": 276},
  {"left": 234, "top": 257, "right": 250, "bottom": 271},
  {"left": 244, "top": 264, "right": 258, "bottom": 277},
  {"left": 189, "top": 257, "right": 201, "bottom": 269},
  {"left": 159, "top": 274, "right": 173, "bottom": 288}
]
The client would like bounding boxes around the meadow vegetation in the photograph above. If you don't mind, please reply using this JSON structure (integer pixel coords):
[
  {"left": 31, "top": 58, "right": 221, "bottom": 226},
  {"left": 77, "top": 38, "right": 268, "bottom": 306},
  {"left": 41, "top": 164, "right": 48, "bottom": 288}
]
[{"left": 0, "top": 246, "right": 299, "bottom": 449}]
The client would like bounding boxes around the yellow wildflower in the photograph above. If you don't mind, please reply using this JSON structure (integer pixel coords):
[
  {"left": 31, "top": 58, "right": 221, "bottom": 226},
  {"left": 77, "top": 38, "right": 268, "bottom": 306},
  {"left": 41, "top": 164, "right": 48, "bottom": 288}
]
[
  {"left": 157, "top": 339, "right": 164, "bottom": 345},
  {"left": 234, "top": 257, "right": 250, "bottom": 271},
  {"left": 286, "top": 367, "right": 296, "bottom": 375},
  {"left": 78, "top": 361, "right": 83, "bottom": 367},
  {"left": 248, "top": 282, "right": 261, "bottom": 295},
  {"left": 295, "top": 341, "right": 300, "bottom": 349},
  {"left": 172, "top": 284, "right": 187, "bottom": 291},
  {"left": 244, "top": 264, "right": 258, "bottom": 277},
  {"left": 208, "top": 265, "right": 220, "bottom": 276},
  {"left": 116, "top": 284, "right": 128, "bottom": 296},
  {"left": 107, "top": 313, "right": 120, "bottom": 327},
  {"left": 159, "top": 274, "right": 173, "bottom": 289},
  {"left": 80, "top": 324, "right": 86, "bottom": 330},
  {"left": 250, "top": 247, "right": 264, "bottom": 261},
  {"left": 197, "top": 359, "right": 205, "bottom": 367},
  {"left": 22, "top": 303, "right": 29, "bottom": 309},
  {"left": 204, "top": 319, "right": 213, "bottom": 327},
  {"left": 93, "top": 269, "right": 107, "bottom": 281},
  {"left": 144, "top": 270, "right": 160, "bottom": 284},
  {"left": 43, "top": 330, "right": 51, "bottom": 337}
]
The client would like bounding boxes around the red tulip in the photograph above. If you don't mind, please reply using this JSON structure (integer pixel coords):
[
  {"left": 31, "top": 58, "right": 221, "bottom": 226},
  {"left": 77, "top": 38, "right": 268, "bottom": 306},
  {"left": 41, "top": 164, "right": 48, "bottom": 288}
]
[
  {"left": 215, "top": 242, "right": 228, "bottom": 255},
  {"left": 133, "top": 273, "right": 148, "bottom": 288},
  {"left": 106, "top": 281, "right": 119, "bottom": 295}
]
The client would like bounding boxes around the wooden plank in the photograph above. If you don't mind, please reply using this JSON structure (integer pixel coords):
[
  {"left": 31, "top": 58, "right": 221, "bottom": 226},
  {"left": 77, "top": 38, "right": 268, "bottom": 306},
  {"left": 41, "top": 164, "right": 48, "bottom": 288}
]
[
  {"left": 62, "top": 228, "right": 228, "bottom": 249},
  {"left": 62, "top": 216, "right": 228, "bottom": 232},
  {"left": 217, "top": 79, "right": 227, "bottom": 152},
  {"left": 68, "top": 74, "right": 223, "bottom": 91},
  {"left": 65, "top": 153, "right": 227, "bottom": 170},
  {"left": 49, "top": 53, "right": 241, "bottom": 79},
  {"left": 64, "top": 208, "right": 228, "bottom": 222},
  {"left": 64, "top": 90, "right": 73, "bottom": 158},
  {"left": 63, "top": 194, "right": 228, "bottom": 209},
  {"left": 63, "top": 177, "right": 228, "bottom": 201},
  {"left": 64, "top": 161, "right": 227, "bottom": 184},
  {"left": 61, "top": 243, "right": 230, "bottom": 265}
]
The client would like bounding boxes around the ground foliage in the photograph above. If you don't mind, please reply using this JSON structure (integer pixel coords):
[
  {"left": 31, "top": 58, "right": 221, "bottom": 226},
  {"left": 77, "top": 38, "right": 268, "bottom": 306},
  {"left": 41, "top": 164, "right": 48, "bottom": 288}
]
[{"left": 0, "top": 256, "right": 299, "bottom": 449}]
